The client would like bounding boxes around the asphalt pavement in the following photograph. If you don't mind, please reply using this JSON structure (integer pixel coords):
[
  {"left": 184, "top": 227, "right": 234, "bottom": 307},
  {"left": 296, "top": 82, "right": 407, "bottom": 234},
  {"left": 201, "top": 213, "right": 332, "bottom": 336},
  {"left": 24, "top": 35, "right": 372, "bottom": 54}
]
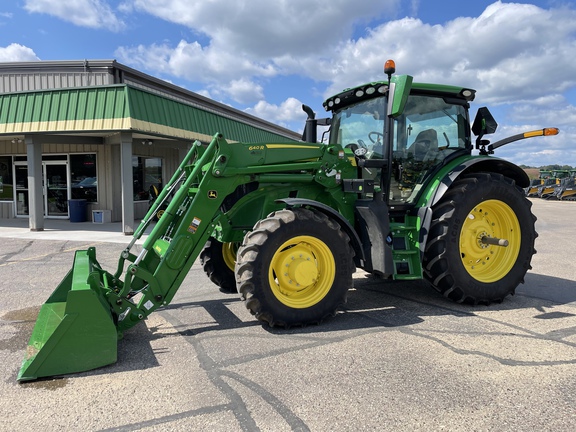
[{"left": 0, "top": 198, "right": 575, "bottom": 431}]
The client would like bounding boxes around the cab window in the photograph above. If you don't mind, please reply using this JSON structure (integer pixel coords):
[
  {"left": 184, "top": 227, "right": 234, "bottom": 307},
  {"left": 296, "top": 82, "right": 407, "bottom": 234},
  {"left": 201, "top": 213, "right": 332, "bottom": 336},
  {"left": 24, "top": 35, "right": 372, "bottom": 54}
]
[{"left": 390, "top": 95, "right": 469, "bottom": 203}]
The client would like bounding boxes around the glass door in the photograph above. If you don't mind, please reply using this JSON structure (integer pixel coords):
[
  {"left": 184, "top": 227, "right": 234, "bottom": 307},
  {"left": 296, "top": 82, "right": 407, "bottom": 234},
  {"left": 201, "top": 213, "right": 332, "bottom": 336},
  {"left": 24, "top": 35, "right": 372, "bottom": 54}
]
[
  {"left": 14, "top": 163, "right": 29, "bottom": 217},
  {"left": 44, "top": 162, "right": 69, "bottom": 218},
  {"left": 13, "top": 161, "right": 70, "bottom": 218}
]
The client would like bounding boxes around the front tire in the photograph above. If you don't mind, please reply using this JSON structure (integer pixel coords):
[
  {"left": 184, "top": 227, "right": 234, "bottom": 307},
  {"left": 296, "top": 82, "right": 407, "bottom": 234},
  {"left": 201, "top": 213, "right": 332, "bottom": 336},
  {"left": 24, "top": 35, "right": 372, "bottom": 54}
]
[
  {"left": 236, "top": 208, "right": 355, "bottom": 327},
  {"left": 423, "top": 173, "right": 537, "bottom": 304},
  {"left": 200, "top": 239, "right": 238, "bottom": 293}
]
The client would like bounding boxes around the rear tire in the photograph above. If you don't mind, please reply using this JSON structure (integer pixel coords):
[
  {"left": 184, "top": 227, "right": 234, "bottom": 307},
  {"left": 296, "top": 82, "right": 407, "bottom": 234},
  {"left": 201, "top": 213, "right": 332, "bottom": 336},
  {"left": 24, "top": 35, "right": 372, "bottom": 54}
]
[
  {"left": 200, "top": 239, "right": 238, "bottom": 293},
  {"left": 423, "top": 173, "right": 537, "bottom": 304},
  {"left": 236, "top": 208, "right": 355, "bottom": 327}
]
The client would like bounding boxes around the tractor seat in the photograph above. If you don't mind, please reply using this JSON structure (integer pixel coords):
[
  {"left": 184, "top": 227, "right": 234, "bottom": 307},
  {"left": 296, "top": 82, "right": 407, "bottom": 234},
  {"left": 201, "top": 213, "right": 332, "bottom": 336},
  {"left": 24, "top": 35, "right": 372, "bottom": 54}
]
[{"left": 409, "top": 129, "right": 438, "bottom": 161}]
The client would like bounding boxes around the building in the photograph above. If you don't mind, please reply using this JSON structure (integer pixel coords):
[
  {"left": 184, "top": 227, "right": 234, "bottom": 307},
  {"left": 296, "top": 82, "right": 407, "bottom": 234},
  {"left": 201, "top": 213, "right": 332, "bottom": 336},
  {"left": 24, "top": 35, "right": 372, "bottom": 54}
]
[{"left": 0, "top": 60, "right": 301, "bottom": 233}]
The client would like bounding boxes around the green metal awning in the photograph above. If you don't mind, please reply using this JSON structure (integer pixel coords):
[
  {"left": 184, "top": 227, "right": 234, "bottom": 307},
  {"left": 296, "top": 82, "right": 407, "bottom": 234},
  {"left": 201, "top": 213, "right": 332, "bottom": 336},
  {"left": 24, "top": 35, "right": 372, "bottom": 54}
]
[{"left": 0, "top": 84, "right": 299, "bottom": 143}]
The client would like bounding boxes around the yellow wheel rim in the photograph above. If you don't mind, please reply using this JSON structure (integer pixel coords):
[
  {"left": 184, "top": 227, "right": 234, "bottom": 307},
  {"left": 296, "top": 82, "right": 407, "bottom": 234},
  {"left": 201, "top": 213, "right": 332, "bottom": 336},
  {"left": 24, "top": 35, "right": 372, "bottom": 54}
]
[
  {"left": 222, "top": 242, "right": 237, "bottom": 272},
  {"left": 460, "top": 200, "right": 521, "bottom": 283},
  {"left": 268, "top": 236, "right": 335, "bottom": 309},
  {"left": 157, "top": 209, "right": 165, "bottom": 219}
]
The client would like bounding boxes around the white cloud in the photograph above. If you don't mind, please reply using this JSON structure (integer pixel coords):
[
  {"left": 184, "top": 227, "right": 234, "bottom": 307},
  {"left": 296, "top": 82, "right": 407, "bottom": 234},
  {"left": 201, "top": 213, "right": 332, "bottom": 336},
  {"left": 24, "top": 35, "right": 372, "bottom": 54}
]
[
  {"left": 245, "top": 97, "right": 305, "bottom": 128},
  {"left": 118, "top": 1, "right": 576, "bottom": 110},
  {"left": 510, "top": 102, "right": 576, "bottom": 128},
  {"left": 221, "top": 78, "right": 264, "bottom": 105},
  {"left": 126, "top": 0, "right": 398, "bottom": 57},
  {"left": 0, "top": 43, "right": 40, "bottom": 62},
  {"left": 115, "top": 0, "right": 399, "bottom": 89},
  {"left": 489, "top": 100, "right": 576, "bottom": 166},
  {"left": 320, "top": 2, "right": 576, "bottom": 104},
  {"left": 24, "top": 0, "right": 125, "bottom": 31},
  {"left": 115, "top": 40, "right": 277, "bottom": 85},
  {"left": 115, "top": 43, "right": 173, "bottom": 74}
]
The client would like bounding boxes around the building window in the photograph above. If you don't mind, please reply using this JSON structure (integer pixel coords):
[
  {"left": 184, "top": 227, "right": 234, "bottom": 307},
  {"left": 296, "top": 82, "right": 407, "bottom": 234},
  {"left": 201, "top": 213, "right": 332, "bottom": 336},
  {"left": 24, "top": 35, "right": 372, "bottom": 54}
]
[
  {"left": 70, "top": 154, "right": 98, "bottom": 202},
  {"left": 0, "top": 156, "right": 13, "bottom": 201},
  {"left": 133, "top": 156, "right": 162, "bottom": 201}
]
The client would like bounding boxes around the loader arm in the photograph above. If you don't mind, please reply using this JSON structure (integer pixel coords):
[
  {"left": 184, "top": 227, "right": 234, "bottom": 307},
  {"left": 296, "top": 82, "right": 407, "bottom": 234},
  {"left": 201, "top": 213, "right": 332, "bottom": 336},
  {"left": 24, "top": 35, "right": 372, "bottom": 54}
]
[
  {"left": 110, "top": 134, "right": 348, "bottom": 331},
  {"left": 101, "top": 134, "right": 251, "bottom": 332}
]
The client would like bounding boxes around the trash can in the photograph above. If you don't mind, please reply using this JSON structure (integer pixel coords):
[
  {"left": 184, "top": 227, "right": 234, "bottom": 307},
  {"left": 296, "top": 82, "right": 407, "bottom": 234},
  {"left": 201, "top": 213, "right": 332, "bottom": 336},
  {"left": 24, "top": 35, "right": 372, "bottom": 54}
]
[{"left": 68, "top": 199, "right": 87, "bottom": 223}]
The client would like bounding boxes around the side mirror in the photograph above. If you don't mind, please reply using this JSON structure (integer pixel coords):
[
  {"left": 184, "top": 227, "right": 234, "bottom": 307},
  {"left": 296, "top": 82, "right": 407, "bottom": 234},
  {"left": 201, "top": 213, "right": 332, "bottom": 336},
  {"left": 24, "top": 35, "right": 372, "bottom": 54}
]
[
  {"left": 472, "top": 107, "right": 498, "bottom": 154},
  {"left": 472, "top": 107, "right": 498, "bottom": 137}
]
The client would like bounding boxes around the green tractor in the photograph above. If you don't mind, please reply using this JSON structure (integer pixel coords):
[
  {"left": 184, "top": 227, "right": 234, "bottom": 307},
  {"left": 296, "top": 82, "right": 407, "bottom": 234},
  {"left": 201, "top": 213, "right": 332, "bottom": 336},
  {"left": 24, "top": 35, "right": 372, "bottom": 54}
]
[
  {"left": 18, "top": 60, "right": 559, "bottom": 381},
  {"left": 538, "top": 169, "right": 571, "bottom": 199},
  {"left": 525, "top": 169, "right": 551, "bottom": 197}
]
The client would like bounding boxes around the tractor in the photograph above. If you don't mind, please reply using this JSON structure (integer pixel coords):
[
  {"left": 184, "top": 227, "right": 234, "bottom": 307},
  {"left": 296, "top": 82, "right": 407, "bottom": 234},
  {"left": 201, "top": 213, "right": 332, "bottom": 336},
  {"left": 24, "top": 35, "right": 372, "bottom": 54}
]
[
  {"left": 18, "top": 60, "right": 558, "bottom": 381},
  {"left": 553, "top": 169, "right": 576, "bottom": 200},
  {"left": 538, "top": 169, "right": 570, "bottom": 199},
  {"left": 525, "top": 169, "right": 551, "bottom": 197}
]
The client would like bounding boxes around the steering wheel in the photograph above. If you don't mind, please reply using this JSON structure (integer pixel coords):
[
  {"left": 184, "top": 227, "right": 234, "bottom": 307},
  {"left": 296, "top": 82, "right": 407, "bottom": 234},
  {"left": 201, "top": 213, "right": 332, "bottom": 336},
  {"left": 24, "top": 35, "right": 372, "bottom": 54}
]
[{"left": 369, "top": 131, "right": 384, "bottom": 144}]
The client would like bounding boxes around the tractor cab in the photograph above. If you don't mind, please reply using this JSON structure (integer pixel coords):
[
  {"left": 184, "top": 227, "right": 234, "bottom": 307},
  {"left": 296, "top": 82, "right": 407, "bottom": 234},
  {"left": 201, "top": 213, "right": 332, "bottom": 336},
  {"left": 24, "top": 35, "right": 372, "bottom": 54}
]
[{"left": 323, "top": 64, "right": 475, "bottom": 208}]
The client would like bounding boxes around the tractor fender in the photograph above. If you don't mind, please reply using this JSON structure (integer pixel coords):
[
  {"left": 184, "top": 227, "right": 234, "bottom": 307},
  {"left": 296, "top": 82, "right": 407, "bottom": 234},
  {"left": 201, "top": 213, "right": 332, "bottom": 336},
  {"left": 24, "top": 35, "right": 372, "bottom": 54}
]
[
  {"left": 427, "top": 156, "right": 530, "bottom": 208},
  {"left": 276, "top": 198, "right": 365, "bottom": 263},
  {"left": 416, "top": 156, "right": 529, "bottom": 258}
]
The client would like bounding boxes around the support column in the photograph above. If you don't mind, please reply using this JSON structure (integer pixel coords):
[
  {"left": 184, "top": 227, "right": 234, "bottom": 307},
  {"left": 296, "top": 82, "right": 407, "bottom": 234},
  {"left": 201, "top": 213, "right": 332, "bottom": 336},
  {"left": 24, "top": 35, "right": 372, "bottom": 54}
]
[
  {"left": 120, "top": 133, "right": 134, "bottom": 235},
  {"left": 26, "top": 136, "right": 44, "bottom": 231}
]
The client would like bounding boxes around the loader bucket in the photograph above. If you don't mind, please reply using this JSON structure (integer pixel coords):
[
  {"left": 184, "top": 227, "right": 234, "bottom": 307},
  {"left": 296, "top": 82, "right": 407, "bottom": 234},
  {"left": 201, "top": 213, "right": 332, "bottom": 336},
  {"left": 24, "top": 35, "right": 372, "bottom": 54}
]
[{"left": 18, "top": 249, "right": 118, "bottom": 382}]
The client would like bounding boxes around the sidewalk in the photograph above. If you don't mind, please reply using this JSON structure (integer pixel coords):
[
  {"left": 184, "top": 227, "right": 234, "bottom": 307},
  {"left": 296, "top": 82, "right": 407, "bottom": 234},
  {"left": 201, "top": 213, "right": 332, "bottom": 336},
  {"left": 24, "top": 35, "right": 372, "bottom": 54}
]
[{"left": 0, "top": 218, "right": 150, "bottom": 243}]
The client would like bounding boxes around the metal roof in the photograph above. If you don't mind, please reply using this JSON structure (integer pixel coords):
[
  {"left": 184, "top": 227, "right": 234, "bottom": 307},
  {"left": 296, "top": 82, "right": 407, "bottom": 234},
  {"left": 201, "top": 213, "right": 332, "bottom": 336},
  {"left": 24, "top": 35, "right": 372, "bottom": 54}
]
[
  {"left": 0, "top": 84, "right": 300, "bottom": 143},
  {"left": 0, "top": 59, "right": 302, "bottom": 142}
]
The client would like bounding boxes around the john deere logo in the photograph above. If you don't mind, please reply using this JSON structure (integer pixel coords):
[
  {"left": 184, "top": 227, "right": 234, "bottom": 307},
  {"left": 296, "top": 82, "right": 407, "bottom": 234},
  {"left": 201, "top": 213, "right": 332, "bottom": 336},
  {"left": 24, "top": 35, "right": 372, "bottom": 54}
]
[{"left": 208, "top": 190, "right": 218, "bottom": 199}]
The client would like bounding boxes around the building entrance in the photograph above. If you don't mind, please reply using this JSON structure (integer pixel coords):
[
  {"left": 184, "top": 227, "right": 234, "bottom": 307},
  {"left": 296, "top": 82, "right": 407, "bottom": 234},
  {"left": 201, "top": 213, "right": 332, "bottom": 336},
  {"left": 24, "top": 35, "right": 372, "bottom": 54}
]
[{"left": 13, "top": 161, "right": 70, "bottom": 218}]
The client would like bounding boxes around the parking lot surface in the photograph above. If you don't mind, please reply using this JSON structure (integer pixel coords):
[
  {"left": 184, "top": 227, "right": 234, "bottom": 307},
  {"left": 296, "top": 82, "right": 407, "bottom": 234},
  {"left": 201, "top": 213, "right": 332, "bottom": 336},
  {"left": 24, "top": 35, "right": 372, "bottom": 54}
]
[{"left": 0, "top": 198, "right": 575, "bottom": 431}]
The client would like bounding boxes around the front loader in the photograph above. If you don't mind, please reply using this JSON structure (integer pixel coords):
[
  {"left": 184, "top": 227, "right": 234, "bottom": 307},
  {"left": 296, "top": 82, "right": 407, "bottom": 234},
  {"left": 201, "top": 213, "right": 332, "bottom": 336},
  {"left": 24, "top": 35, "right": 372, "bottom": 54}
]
[{"left": 18, "top": 60, "right": 559, "bottom": 381}]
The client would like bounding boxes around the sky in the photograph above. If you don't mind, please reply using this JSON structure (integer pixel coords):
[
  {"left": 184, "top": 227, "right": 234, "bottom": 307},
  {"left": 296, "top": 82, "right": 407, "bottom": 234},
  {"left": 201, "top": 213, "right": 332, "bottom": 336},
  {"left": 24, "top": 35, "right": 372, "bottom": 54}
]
[{"left": 1, "top": 0, "right": 575, "bottom": 168}]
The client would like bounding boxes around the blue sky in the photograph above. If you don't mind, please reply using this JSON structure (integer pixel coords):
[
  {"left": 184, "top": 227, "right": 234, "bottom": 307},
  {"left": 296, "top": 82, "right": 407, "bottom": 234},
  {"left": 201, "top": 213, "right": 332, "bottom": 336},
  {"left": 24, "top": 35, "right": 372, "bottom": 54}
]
[{"left": 1, "top": 0, "right": 575, "bottom": 167}]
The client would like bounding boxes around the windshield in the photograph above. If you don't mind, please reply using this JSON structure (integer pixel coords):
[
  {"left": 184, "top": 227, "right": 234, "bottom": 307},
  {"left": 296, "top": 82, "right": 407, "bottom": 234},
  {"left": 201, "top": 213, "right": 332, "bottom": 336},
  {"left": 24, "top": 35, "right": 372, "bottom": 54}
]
[{"left": 329, "top": 97, "right": 386, "bottom": 157}]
